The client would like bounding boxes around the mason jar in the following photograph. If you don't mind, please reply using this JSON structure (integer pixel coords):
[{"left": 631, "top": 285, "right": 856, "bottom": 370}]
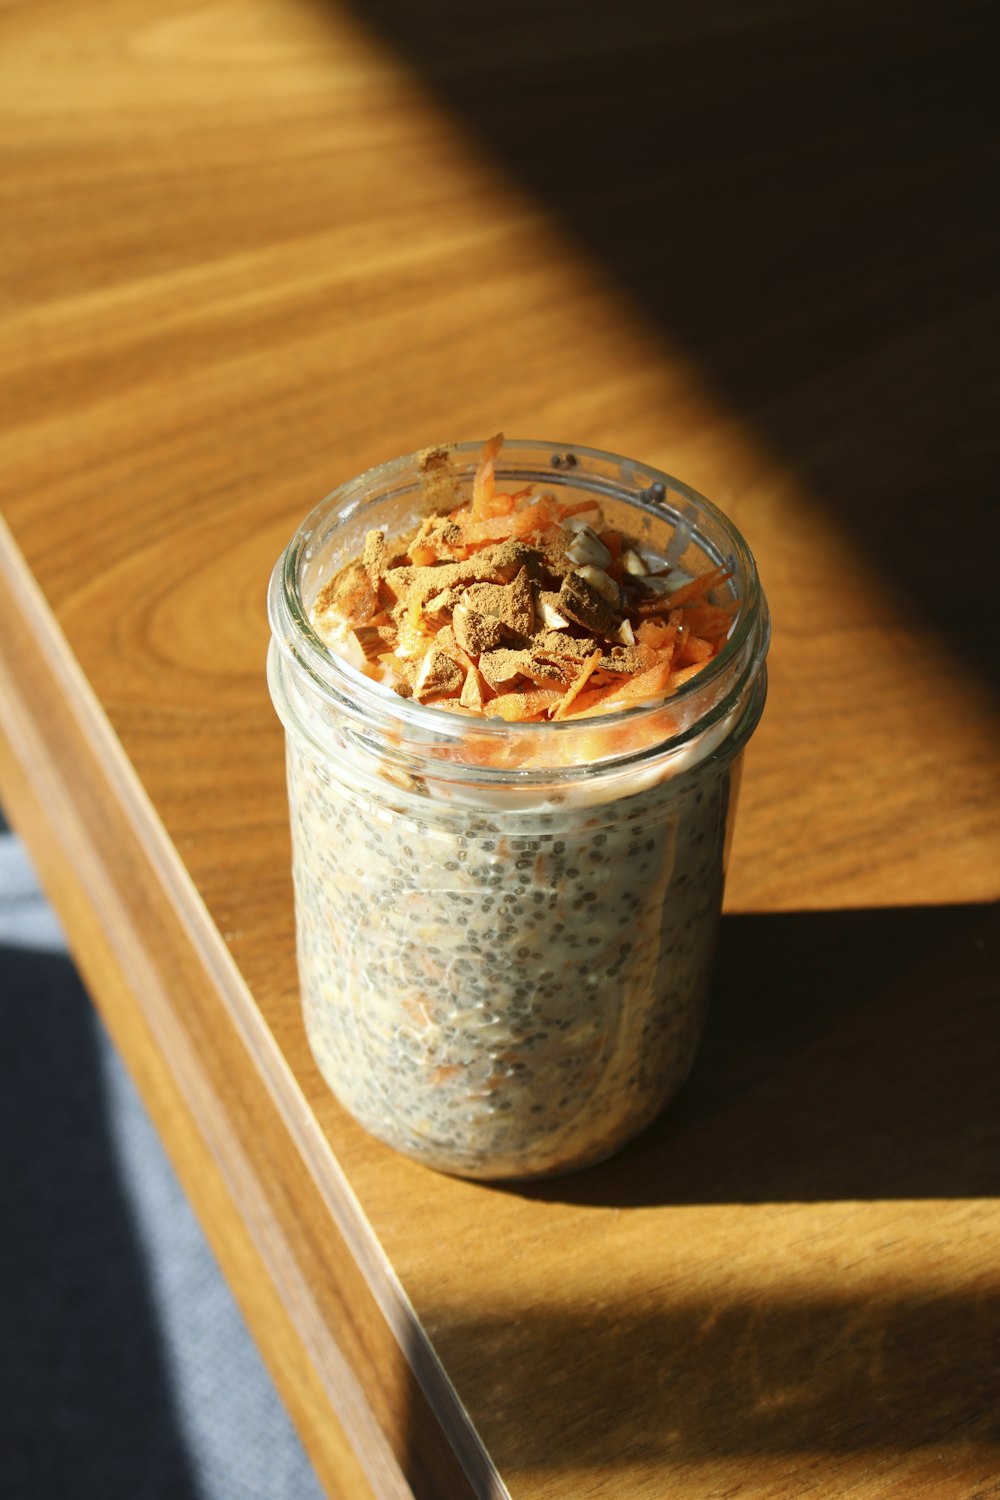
[{"left": 267, "top": 440, "right": 769, "bottom": 1179}]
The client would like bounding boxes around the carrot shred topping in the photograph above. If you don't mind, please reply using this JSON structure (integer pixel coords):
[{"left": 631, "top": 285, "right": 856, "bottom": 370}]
[
  {"left": 552, "top": 649, "right": 603, "bottom": 720},
  {"left": 655, "top": 563, "right": 733, "bottom": 610},
  {"left": 312, "top": 435, "right": 739, "bottom": 736},
  {"left": 470, "top": 432, "right": 504, "bottom": 523}
]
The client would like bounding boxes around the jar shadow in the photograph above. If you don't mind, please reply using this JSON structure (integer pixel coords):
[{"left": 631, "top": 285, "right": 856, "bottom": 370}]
[{"left": 499, "top": 901, "right": 999, "bottom": 1207}]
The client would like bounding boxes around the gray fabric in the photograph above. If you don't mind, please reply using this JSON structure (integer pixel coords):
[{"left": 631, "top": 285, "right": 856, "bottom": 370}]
[{"left": 0, "top": 817, "right": 324, "bottom": 1500}]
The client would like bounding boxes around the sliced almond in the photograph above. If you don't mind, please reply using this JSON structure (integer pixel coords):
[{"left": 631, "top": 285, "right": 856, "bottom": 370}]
[
  {"left": 557, "top": 573, "right": 621, "bottom": 637},
  {"left": 576, "top": 565, "right": 622, "bottom": 607},
  {"left": 361, "top": 529, "right": 387, "bottom": 587},
  {"left": 565, "top": 526, "right": 613, "bottom": 569},
  {"left": 634, "top": 573, "right": 678, "bottom": 595},
  {"left": 424, "top": 587, "right": 461, "bottom": 620},
  {"left": 459, "top": 664, "right": 488, "bottom": 711},
  {"left": 622, "top": 548, "right": 648, "bottom": 577},
  {"left": 477, "top": 648, "right": 533, "bottom": 689},
  {"left": 352, "top": 622, "right": 398, "bottom": 660},
  {"left": 507, "top": 567, "right": 536, "bottom": 636},
  {"left": 413, "top": 646, "right": 464, "bottom": 700},
  {"left": 452, "top": 602, "right": 504, "bottom": 656},
  {"left": 536, "top": 591, "right": 570, "bottom": 629}
]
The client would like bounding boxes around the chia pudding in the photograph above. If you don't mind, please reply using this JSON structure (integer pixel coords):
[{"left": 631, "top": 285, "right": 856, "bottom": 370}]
[{"left": 267, "top": 439, "right": 769, "bottom": 1179}]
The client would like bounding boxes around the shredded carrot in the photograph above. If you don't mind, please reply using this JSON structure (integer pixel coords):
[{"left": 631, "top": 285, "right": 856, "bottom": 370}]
[
  {"left": 566, "top": 687, "right": 609, "bottom": 715},
  {"left": 669, "top": 661, "right": 711, "bottom": 690},
  {"left": 680, "top": 602, "right": 738, "bottom": 640},
  {"left": 636, "top": 618, "right": 677, "bottom": 651},
  {"left": 317, "top": 433, "right": 741, "bottom": 738},
  {"left": 461, "top": 513, "right": 520, "bottom": 545},
  {"left": 461, "top": 494, "right": 562, "bottom": 546},
  {"left": 470, "top": 433, "right": 504, "bottom": 523},
  {"left": 509, "top": 496, "right": 560, "bottom": 537},
  {"left": 575, "top": 659, "right": 675, "bottom": 716},
  {"left": 522, "top": 667, "right": 575, "bottom": 691},
  {"left": 556, "top": 499, "right": 600, "bottom": 521},
  {"left": 552, "top": 649, "right": 603, "bottom": 720},
  {"left": 485, "top": 688, "right": 563, "bottom": 721},
  {"left": 656, "top": 563, "right": 733, "bottom": 610},
  {"left": 673, "top": 633, "right": 714, "bottom": 667}
]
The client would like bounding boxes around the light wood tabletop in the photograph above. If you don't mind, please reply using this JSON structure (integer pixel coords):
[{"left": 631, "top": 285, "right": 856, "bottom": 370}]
[{"left": 2, "top": 0, "right": 999, "bottom": 1495}]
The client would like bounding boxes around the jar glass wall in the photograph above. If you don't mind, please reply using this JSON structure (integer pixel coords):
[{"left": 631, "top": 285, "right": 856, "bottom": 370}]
[{"left": 268, "top": 441, "right": 769, "bottom": 1179}]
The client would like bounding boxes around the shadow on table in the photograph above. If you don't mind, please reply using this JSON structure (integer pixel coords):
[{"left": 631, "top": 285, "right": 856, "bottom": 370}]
[
  {"left": 345, "top": 0, "right": 1000, "bottom": 698},
  {"left": 511, "top": 901, "right": 999, "bottom": 1209},
  {"left": 406, "top": 903, "right": 999, "bottom": 1490},
  {"left": 418, "top": 1282, "right": 1000, "bottom": 1477},
  {"left": 0, "top": 944, "right": 200, "bottom": 1500}
]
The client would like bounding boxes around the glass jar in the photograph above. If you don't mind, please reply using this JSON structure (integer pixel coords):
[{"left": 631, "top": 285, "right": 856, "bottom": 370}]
[{"left": 267, "top": 440, "right": 769, "bottom": 1179}]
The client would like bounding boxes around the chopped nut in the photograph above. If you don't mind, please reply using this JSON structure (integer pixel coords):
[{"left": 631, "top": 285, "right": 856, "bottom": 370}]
[
  {"left": 633, "top": 574, "right": 678, "bottom": 596},
  {"left": 424, "top": 587, "right": 462, "bottom": 620},
  {"left": 508, "top": 568, "right": 536, "bottom": 635},
  {"left": 307, "top": 434, "right": 730, "bottom": 722},
  {"left": 410, "top": 512, "right": 465, "bottom": 557},
  {"left": 462, "top": 570, "right": 534, "bottom": 638},
  {"left": 525, "top": 652, "right": 578, "bottom": 685},
  {"left": 361, "top": 530, "right": 386, "bottom": 587},
  {"left": 477, "top": 648, "right": 534, "bottom": 689},
  {"left": 535, "top": 527, "right": 576, "bottom": 581},
  {"left": 575, "top": 565, "right": 622, "bottom": 607},
  {"left": 414, "top": 646, "right": 464, "bottom": 700},
  {"left": 470, "top": 540, "right": 543, "bottom": 584},
  {"left": 536, "top": 590, "right": 570, "bottom": 629},
  {"left": 381, "top": 565, "right": 415, "bottom": 605},
  {"left": 557, "top": 572, "right": 622, "bottom": 637},
  {"left": 314, "top": 560, "right": 379, "bottom": 624},
  {"left": 452, "top": 603, "right": 505, "bottom": 656},
  {"left": 435, "top": 624, "right": 460, "bottom": 657},
  {"left": 598, "top": 645, "right": 655, "bottom": 675},
  {"left": 352, "top": 622, "right": 398, "bottom": 660},
  {"left": 529, "top": 628, "right": 591, "bottom": 660},
  {"left": 459, "top": 664, "right": 488, "bottom": 711},
  {"left": 417, "top": 445, "right": 462, "bottom": 513},
  {"left": 565, "top": 526, "right": 613, "bottom": 569},
  {"left": 383, "top": 561, "right": 469, "bottom": 609}
]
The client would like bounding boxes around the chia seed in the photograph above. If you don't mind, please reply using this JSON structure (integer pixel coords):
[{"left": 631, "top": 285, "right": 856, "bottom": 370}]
[{"left": 269, "top": 441, "right": 766, "bottom": 1180}]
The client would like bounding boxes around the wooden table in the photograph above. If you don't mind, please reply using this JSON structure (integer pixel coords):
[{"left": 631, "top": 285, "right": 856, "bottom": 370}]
[{"left": 2, "top": 0, "right": 999, "bottom": 1494}]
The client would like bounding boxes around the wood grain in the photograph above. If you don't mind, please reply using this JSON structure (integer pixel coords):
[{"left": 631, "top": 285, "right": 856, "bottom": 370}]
[
  {"left": 2, "top": 0, "right": 999, "bottom": 1495},
  {"left": 0, "top": 520, "right": 491, "bottom": 1499}
]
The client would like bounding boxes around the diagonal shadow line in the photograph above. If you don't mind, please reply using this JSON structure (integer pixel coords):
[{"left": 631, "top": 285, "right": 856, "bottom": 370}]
[
  {"left": 343, "top": 0, "right": 1000, "bottom": 698},
  {"left": 503, "top": 901, "right": 999, "bottom": 1208},
  {"left": 408, "top": 903, "right": 999, "bottom": 1487},
  {"left": 417, "top": 1286, "right": 1000, "bottom": 1475}
]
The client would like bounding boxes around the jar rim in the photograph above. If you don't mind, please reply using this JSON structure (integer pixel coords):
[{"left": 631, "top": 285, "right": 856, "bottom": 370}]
[{"left": 268, "top": 439, "right": 769, "bottom": 783}]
